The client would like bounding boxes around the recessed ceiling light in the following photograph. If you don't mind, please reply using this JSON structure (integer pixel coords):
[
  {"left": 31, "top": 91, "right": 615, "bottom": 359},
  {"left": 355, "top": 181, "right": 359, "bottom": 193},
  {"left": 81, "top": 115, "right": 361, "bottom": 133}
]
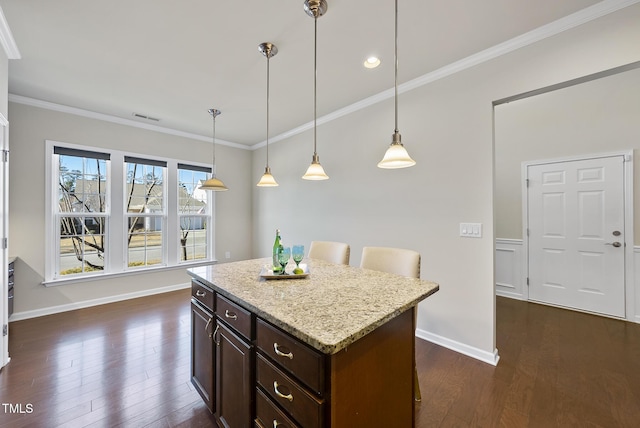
[{"left": 364, "top": 56, "right": 381, "bottom": 69}]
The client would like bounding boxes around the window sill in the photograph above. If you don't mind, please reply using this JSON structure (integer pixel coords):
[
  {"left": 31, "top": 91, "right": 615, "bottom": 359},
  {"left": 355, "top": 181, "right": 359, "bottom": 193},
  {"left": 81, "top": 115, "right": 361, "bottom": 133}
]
[{"left": 43, "top": 259, "right": 219, "bottom": 287}]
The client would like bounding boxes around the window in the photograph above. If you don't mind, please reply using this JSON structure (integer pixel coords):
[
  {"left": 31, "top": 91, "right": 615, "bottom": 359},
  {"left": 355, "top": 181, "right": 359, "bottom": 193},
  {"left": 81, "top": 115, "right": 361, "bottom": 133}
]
[
  {"left": 45, "top": 141, "right": 214, "bottom": 284},
  {"left": 54, "top": 146, "right": 110, "bottom": 277},
  {"left": 178, "top": 164, "right": 212, "bottom": 263},
  {"left": 124, "top": 157, "right": 167, "bottom": 269}
]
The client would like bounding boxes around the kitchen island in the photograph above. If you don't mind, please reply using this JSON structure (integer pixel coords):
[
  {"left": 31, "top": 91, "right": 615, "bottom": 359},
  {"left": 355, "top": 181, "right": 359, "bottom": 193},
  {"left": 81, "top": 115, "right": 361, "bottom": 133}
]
[{"left": 188, "top": 257, "right": 439, "bottom": 427}]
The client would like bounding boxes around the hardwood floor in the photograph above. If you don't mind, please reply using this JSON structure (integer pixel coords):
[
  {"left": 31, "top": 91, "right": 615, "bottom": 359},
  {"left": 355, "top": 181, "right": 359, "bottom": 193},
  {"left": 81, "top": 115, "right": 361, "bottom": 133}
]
[{"left": 1, "top": 291, "right": 639, "bottom": 427}]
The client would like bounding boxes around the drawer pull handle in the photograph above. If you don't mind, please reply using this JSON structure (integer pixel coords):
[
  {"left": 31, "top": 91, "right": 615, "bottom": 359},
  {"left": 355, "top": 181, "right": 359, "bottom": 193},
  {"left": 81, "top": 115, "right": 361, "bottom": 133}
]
[
  {"left": 273, "top": 343, "right": 294, "bottom": 360},
  {"left": 273, "top": 381, "right": 293, "bottom": 402},
  {"left": 204, "top": 317, "right": 212, "bottom": 333},
  {"left": 273, "top": 420, "right": 282, "bottom": 428},
  {"left": 224, "top": 310, "right": 238, "bottom": 320},
  {"left": 213, "top": 324, "right": 220, "bottom": 345},
  {"left": 196, "top": 290, "right": 206, "bottom": 297}
]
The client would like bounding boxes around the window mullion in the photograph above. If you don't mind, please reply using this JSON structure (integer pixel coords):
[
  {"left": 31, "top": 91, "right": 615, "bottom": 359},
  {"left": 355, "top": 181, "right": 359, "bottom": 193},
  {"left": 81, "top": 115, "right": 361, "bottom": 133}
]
[
  {"left": 166, "top": 161, "right": 179, "bottom": 265},
  {"left": 110, "top": 152, "right": 124, "bottom": 272}
]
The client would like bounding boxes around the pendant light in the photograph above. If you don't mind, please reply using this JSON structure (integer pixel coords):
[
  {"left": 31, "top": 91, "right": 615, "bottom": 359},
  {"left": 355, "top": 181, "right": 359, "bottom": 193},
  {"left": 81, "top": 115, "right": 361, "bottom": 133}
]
[
  {"left": 199, "top": 108, "right": 229, "bottom": 191},
  {"left": 377, "top": 0, "right": 416, "bottom": 169},
  {"left": 257, "top": 42, "right": 279, "bottom": 187},
  {"left": 302, "top": 0, "right": 329, "bottom": 181}
]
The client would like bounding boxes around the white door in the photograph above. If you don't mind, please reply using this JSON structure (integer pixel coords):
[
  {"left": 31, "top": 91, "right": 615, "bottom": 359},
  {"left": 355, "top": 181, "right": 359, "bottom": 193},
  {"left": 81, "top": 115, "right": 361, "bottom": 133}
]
[{"left": 527, "top": 156, "right": 625, "bottom": 318}]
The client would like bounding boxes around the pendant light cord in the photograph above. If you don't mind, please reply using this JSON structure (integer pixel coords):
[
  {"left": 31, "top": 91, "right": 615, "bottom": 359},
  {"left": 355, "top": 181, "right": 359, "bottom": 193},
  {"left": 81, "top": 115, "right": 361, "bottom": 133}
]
[
  {"left": 394, "top": 0, "right": 399, "bottom": 134},
  {"left": 313, "top": 16, "right": 318, "bottom": 156},
  {"left": 211, "top": 110, "right": 217, "bottom": 176},
  {"left": 214, "top": 115, "right": 217, "bottom": 176},
  {"left": 266, "top": 53, "right": 271, "bottom": 168}
]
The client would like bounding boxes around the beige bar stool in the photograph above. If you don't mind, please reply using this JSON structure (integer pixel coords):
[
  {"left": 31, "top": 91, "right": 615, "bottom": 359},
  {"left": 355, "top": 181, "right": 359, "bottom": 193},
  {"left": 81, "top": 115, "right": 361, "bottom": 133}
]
[
  {"left": 360, "top": 246, "right": 422, "bottom": 401},
  {"left": 308, "top": 241, "right": 351, "bottom": 265}
]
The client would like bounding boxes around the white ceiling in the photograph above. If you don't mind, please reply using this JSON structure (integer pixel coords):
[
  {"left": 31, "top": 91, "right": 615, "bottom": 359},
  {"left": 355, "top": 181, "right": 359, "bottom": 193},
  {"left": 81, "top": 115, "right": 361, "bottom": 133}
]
[{"left": 1, "top": 0, "right": 608, "bottom": 147}]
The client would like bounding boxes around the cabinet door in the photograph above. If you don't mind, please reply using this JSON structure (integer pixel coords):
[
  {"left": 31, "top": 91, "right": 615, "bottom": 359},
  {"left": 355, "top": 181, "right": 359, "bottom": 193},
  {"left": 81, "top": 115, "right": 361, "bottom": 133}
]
[
  {"left": 216, "top": 321, "right": 253, "bottom": 428},
  {"left": 191, "top": 301, "right": 215, "bottom": 412}
]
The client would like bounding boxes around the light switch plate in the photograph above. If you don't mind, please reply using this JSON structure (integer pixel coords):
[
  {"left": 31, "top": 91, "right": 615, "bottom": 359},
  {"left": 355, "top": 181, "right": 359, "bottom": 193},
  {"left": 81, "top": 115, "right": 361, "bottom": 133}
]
[{"left": 460, "top": 223, "right": 482, "bottom": 238}]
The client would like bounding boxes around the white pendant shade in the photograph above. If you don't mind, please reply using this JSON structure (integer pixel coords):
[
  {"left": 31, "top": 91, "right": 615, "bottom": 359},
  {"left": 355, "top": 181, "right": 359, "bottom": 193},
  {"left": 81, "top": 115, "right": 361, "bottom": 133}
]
[
  {"left": 302, "top": 154, "right": 329, "bottom": 180},
  {"left": 378, "top": 142, "right": 416, "bottom": 169},
  {"left": 302, "top": 162, "right": 329, "bottom": 180},
  {"left": 257, "top": 167, "right": 279, "bottom": 187},
  {"left": 199, "top": 176, "right": 229, "bottom": 191}
]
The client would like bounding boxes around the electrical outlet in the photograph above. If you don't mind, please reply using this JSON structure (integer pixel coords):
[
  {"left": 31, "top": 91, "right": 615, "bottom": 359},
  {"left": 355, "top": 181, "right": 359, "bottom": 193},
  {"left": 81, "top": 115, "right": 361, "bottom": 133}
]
[
  {"left": 225, "top": 251, "right": 231, "bottom": 259},
  {"left": 460, "top": 223, "right": 482, "bottom": 238}
]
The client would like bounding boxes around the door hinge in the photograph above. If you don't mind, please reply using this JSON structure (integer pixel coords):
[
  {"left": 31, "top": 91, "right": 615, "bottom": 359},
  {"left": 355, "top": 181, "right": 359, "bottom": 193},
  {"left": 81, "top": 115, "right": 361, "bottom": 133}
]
[
  {"left": 2, "top": 238, "right": 6, "bottom": 249},
  {"left": 2, "top": 324, "right": 7, "bottom": 337},
  {"left": 526, "top": 228, "right": 530, "bottom": 237},
  {"left": 526, "top": 178, "right": 530, "bottom": 187},
  {"left": 2, "top": 150, "right": 8, "bottom": 162},
  {"left": 526, "top": 277, "right": 529, "bottom": 286}
]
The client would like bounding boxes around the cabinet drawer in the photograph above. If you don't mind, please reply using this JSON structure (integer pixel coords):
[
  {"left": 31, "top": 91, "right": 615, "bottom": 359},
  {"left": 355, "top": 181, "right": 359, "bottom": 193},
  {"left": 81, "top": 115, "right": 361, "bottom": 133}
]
[
  {"left": 216, "top": 294, "right": 253, "bottom": 339},
  {"left": 255, "top": 387, "right": 300, "bottom": 428},
  {"left": 256, "top": 319, "right": 325, "bottom": 395},
  {"left": 256, "top": 354, "right": 324, "bottom": 428},
  {"left": 191, "top": 280, "right": 214, "bottom": 312}
]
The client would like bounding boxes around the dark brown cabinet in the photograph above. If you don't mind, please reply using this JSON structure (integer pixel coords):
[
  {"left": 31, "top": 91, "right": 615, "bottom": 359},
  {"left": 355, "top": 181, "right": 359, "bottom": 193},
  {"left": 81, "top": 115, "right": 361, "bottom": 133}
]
[
  {"left": 214, "top": 293, "right": 254, "bottom": 427},
  {"left": 190, "top": 282, "right": 216, "bottom": 412},
  {"left": 215, "top": 321, "right": 253, "bottom": 428}
]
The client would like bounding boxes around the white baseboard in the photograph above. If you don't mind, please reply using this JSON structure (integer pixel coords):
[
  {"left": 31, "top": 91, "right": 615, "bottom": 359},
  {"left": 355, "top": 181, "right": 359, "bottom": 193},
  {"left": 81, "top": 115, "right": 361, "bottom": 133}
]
[
  {"left": 416, "top": 328, "right": 500, "bottom": 366},
  {"left": 8, "top": 282, "right": 191, "bottom": 322},
  {"left": 495, "top": 289, "right": 527, "bottom": 300}
]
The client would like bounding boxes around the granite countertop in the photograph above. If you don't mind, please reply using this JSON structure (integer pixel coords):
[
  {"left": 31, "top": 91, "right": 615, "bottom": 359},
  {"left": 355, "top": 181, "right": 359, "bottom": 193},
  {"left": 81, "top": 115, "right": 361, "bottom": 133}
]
[{"left": 188, "top": 258, "right": 439, "bottom": 355}]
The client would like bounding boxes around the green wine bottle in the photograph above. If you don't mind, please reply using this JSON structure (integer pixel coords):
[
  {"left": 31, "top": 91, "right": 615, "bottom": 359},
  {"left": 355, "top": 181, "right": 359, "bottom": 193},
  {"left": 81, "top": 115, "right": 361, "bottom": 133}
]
[{"left": 272, "top": 229, "right": 282, "bottom": 272}]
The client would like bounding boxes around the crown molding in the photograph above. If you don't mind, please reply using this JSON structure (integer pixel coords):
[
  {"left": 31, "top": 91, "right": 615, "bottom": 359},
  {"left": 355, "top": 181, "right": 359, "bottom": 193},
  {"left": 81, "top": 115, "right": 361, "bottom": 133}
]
[
  {"left": 0, "top": 6, "right": 20, "bottom": 59},
  {"left": 253, "top": 0, "right": 640, "bottom": 150},
  {"left": 8, "top": 94, "right": 250, "bottom": 150}
]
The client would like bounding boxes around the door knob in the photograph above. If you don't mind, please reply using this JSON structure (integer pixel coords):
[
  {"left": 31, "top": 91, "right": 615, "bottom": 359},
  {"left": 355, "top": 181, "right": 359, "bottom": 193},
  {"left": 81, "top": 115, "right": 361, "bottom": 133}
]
[{"left": 605, "top": 242, "right": 622, "bottom": 247}]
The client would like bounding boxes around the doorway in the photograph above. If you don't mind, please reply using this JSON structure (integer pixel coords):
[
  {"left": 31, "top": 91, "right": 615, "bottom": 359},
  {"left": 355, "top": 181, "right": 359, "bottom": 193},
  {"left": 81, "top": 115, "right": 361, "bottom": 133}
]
[
  {"left": 494, "top": 64, "right": 640, "bottom": 322},
  {"left": 524, "top": 153, "right": 630, "bottom": 318}
]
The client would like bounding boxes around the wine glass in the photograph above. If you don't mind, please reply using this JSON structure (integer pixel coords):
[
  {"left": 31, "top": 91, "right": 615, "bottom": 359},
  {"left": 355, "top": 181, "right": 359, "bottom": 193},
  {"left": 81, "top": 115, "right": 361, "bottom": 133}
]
[
  {"left": 292, "top": 245, "right": 304, "bottom": 271},
  {"left": 277, "top": 247, "right": 290, "bottom": 274}
]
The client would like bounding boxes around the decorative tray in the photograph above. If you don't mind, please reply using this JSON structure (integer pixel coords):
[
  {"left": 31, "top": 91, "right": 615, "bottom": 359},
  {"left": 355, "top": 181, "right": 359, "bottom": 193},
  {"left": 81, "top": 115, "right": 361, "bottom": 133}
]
[{"left": 260, "top": 264, "right": 310, "bottom": 280}]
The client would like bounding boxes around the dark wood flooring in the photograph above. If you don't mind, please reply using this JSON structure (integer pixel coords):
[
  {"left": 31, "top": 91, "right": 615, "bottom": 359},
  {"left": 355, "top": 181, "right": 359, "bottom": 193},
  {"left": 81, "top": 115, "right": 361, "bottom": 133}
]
[{"left": 1, "top": 291, "right": 639, "bottom": 427}]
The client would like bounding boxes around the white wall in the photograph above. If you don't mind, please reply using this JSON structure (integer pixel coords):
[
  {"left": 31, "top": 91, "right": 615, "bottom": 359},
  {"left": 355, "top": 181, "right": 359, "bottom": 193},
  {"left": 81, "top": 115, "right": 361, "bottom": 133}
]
[
  {"left": 7, "top": 102, "right": 253, "bottom": 318},
  {"left": 251, "top": 4, "right": 640, "bottom": 363}
]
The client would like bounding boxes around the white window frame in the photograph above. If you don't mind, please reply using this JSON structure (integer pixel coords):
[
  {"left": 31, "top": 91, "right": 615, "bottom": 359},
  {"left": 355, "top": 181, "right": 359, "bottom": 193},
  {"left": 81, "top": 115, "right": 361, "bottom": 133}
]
[
  {"left": 44, "top": 140, "right": 216, "bottom": 286},
  {"left": 123, "top": 156, "right": 168, "bottom": 270},
  {"left": 177, "top": 164, "right": 213, "bottom": 264}
]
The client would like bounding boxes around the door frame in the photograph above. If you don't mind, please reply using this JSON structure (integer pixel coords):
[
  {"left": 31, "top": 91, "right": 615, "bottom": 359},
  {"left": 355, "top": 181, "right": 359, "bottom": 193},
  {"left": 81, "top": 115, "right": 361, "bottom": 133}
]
[
  {"left": 521, "top": 150, "right": 635, "bottom": 320},
  {"left": 0, "top": 115, "right": 8, "bottom": 369}
]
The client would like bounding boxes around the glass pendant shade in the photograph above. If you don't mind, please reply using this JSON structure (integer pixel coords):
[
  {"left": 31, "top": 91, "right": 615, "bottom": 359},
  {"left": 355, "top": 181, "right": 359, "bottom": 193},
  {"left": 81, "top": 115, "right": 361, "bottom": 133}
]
[
  {"left": 257, "top": 166, "right": 279, "bottom": 187},
  {"left": 200, "top": 176, "right": 228, "bottom": 191},
  {"left": 302, "top": 154, "right": 329, "bottom": 180},
  {"left": 377, "top": 131, "right": 416, "bottom": 169},
  {"left": 202, "top": 108, "right": 229, "bottom": 191}
]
